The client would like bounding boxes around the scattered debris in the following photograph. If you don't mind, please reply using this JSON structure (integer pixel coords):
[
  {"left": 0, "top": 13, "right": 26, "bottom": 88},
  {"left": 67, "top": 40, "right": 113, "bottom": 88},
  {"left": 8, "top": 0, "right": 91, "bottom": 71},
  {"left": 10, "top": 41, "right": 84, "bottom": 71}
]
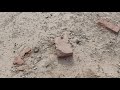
[
  {"left": 19, "top": 47, "right": 32, "bottom": 59},
  {"left": 13, "top": 51, "right": 16, "bottom": 53},
  {"left": 36, "top": 55, "right": 42, "bottom": 62},
  {"left": 55, "top": 32, "right": 73, "bottom": 58},
  {"left": 33, "top": 47, "right": 39, "bottom": 53},
  {"left": 33, "top": 66, "right": 37, "bottom": 70},
  {"left": 32, "top": 55, "right": 42, "bottom": 64},
  {"left": 75, "top": 39, "right": 81, "bottom": 44},
  {"left": 13, "top": 47, "right": 32, "bottom": 65},
  {"left": 97, "top": 18, "right": 120, "bottom": 33},
  {"left": 13, "top": 56, "right": 24, "bottom": 65},
  {"left": 16, "top": 65, "right": 28, "bottom": 71}
]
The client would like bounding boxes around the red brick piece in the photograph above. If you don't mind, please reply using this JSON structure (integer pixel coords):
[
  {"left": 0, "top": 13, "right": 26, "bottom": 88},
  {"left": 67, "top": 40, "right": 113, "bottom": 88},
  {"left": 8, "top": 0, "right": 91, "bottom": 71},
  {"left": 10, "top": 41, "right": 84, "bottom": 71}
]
[
  {"left": 55, "top": 32, "right": 73, "bottom": 58},
  {"left": 13, "top": 56, "right": 24, "bottom": 65},
  {"left": 13, "top": 47, "right": 32, "bottom": 65},
  {"left": 98, "top": 19, "right": 120, "bottom": 33}
]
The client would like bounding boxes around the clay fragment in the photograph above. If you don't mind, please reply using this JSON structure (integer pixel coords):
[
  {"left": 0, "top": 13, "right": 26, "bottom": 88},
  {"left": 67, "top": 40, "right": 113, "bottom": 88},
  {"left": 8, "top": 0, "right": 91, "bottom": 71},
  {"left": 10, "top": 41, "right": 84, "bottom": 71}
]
[
  {"left": 13, "top": 47, "right": 32, "bottom": 65},
  {"left": 55, "top": 32, "right": 73, "bottom": 58},
  {"left": 13, "top": 56, "right": 24, "bottom": 65},
  {"left": 98, "top": 18, "right": 120, "bottom": 33}
]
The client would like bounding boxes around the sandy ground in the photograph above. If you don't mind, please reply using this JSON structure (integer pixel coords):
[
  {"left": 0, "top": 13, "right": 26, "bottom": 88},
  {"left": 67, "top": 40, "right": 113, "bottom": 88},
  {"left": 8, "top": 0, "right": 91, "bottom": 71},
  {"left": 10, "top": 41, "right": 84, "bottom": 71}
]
[{"left": 1, "top": 12, "right": 120, "bottom": 78}]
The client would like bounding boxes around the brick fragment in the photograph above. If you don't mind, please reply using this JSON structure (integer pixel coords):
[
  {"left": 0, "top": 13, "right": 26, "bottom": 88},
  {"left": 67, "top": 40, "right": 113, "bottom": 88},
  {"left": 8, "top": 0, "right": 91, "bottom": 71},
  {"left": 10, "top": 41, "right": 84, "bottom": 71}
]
[
  {"left": 13, "top": 47, "right": 32, "bottom": 65},
  {"left": 13, "top": 56, "right": 24, "bottom": 65},
  {"left": 55, "top": 32, "right": 73, "bottom": 58},
  {"left": 98, "top": 19, "right": 120, "bottom": 33}
]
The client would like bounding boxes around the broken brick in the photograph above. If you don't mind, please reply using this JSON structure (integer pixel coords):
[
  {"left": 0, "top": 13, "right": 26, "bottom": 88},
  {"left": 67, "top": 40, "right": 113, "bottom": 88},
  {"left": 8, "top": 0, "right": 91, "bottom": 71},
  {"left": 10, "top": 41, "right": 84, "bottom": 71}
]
[
  {"left": 13, "top": 56, "right": 24, "bottom": 65},
  {"left": 13, "top": 47, "right": 32, "bottom": 65},
  {"left": 55, "top": 32, "right": 73, "bottom": 58},
  {"left": 97, "top": 18, "right": 120, "bottom": 33}
]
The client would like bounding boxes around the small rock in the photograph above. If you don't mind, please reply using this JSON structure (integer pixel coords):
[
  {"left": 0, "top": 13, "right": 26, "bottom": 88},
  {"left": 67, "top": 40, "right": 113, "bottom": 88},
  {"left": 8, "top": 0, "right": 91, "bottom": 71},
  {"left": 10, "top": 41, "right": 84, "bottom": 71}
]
[
  {"left": 16, "top": 65, "right": 26, "bottom": 71},
  {"left": 36, "top": 56, "right": 42, "bottom": 62},
  {"left": 13, "top": 51, "right": 16, "bottom": 53},
  {"left": 13, "top": 56, "right": 24, "bottom": 65},
  {"left": 19, "top": 47, "right": 32, "bottom": 59},
  {"left": 55, "top": 32, "right": 73, "bottom": 58},
  {"left": 76, "top": 39, "right": 80, "bottom": 44},
  {"left": 33, "top": 47, "right": 39, "bottom": 53},
  {"left": 33, "top": 67, "right": 37, "bottom": 70},
  {"left": 97, "top": 18, "right": 120, "bottom": 33}
]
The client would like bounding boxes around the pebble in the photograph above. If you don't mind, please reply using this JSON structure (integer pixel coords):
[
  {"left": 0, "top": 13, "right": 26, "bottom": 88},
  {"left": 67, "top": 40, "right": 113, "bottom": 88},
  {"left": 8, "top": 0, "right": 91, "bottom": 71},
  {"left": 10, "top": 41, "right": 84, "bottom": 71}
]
[
  {"left": 33, "top": 47, "right": 39, "bottom": 53},
  {"left": 13, "top": 56, "right": 24, "bottom": 65},
  {"left": 55, "top": 32, "right": 73, "bottom": 58},
  {"left": 76, "top": 39, "right": 80, "bottom": 44}
]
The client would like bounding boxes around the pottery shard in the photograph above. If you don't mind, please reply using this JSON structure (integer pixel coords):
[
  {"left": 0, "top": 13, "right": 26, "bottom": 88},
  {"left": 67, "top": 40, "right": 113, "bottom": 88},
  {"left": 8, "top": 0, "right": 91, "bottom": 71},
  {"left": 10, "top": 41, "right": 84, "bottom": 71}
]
[
  {"left": 55, "top": 32, "right": 73, "bottom": 58},
  {"left": 98, "top": 18, "right": 120, "bottom": 33},
  {"left": 13, "top": 56, "right": 24, "bottom": 65}
]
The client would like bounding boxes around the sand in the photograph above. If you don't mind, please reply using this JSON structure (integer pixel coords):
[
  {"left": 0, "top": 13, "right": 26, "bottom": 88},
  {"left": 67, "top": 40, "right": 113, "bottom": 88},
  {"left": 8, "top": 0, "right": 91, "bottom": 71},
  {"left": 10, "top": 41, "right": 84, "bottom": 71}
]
[{"left": 0, "top": 12, "right": 120, "bottom": 78}]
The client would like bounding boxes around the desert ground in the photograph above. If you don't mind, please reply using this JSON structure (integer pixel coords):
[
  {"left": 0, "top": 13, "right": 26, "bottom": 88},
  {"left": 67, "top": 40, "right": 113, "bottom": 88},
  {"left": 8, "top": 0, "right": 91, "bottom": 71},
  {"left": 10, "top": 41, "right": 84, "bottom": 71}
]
[{"left": 1, "top": 12, "right": 120, "bottom": 78}]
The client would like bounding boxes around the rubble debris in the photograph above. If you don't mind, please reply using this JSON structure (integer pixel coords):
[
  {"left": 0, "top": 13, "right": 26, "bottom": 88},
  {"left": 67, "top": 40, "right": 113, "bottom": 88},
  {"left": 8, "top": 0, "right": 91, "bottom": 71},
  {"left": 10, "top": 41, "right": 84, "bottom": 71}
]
[
  {"left": 13, "top": 51, "right": 16, "bottom": 53},
  {"left": 33, "top": 47, "right": 39, "bottom": 53},
  {"left": 55, "top": 32, "right": 73, "bottom": 58},
  {"left": 19, "top": 47, "right": 32, "bottom": 59},
  {"left": 16, "top": 66, "right": 26, "bottom": 71},
  {"left": 13, "top": 47, "right": 32, "bottom": 65},
  {"left": 75, "top": 39, "right": 81, "bottom": 44},
  {"left": 97, "top": 18, "right": 120, "bottom": 33},
  {"left": 15, "top": 65, "right": 29, "bottom": 71},
  {"left": 13, "top": 56, "right": 24, "bottom": 65}
]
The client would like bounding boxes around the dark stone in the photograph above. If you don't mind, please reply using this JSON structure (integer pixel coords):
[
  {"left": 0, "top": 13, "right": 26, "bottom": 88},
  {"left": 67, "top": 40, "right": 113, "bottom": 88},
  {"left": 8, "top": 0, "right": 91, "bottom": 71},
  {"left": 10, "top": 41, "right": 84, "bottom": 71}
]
[{"left": 33, "top": 47, "right": 39, "bottom": 53}]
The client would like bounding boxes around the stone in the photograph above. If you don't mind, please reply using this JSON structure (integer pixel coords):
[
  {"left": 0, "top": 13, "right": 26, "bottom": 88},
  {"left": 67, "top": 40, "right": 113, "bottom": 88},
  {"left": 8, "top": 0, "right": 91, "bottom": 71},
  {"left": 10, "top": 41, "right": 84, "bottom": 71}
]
[
  {"left": 75, "top": 39, "right": 80, "bottom": 44},
  {"left": 33, "top": 47, "right": 39, "bottom": 53},
  {"left": 98, "top": 18, "right": 120, "bottom": 33},
  {"left": 13, "top": 56, "right": 24, "bottom": 65},
  {"left": 19, "top": 47, "right": 32, "bottom": 59},
  {"left": 55, "top": 32, "right": 73, "bottom": 58},
  {"left": 16, "top": 66, "right": 26, "bottom": 71}
]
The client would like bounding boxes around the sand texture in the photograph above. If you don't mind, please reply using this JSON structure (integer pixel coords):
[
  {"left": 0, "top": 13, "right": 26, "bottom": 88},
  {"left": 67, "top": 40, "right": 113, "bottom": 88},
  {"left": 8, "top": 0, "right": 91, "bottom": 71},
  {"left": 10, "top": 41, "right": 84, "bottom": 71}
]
[{"left": 0, "top": 12, "right": 120, "bottom": 78}]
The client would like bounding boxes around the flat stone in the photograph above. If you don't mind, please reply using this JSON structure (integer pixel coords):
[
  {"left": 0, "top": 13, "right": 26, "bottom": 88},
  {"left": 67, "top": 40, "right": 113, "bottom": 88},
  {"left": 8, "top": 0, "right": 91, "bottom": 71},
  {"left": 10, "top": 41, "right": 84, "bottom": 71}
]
[
  {"left": 55, "top": 32, "right": 73, "bottom": 58},
  {"left": 13, "top": 56, "right": 24, "bottom": 65},
  {"left": 16, "top": 65, "right": 29, "bottom": 71},
  {"left": 98, "top": 18, "right": 120, "bottom": 33}
]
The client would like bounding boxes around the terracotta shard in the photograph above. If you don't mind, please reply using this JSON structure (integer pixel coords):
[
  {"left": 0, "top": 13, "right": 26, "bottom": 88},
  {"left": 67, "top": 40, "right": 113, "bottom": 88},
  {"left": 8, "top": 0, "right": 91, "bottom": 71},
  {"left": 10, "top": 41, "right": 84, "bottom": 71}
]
[
  {"left": 13, "top": 56, "right": 24, "bottom": 65},
  {"left": 13, "top": 47, "right": 32, "bottom": 65},
  {"left": 98, "top": 18, "right": 120, "bottom": 33},
  {"left": 55, "top": 32, "right": 73, "bottom": 58}
]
